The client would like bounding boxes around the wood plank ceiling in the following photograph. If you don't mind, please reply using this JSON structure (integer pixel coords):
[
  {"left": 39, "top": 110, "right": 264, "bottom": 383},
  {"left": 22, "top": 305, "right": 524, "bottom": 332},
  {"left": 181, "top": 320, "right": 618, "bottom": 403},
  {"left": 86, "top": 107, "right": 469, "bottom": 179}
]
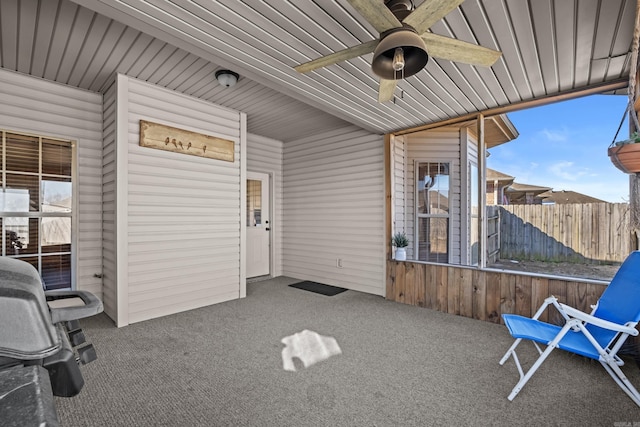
[{"left": 0, "top": 0, "right": 636, "bottom": 141}]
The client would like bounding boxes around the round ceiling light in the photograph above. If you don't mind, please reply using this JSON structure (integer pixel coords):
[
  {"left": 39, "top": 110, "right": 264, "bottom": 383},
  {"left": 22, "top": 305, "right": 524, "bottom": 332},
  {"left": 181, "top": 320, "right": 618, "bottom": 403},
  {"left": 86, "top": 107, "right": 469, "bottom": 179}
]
[{"left": 215, "top": 70, "right": 240, "bottom": 88}]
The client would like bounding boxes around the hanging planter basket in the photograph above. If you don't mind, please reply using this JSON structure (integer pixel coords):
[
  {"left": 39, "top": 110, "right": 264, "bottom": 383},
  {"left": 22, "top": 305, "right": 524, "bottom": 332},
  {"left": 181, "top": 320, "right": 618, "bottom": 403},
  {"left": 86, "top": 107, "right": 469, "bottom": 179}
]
[
  {"left": 608, "top": 143, "right": 640, "bottom": 174},
  {"left": 608, "top": 96, "right": 640, "bottom": 174}
]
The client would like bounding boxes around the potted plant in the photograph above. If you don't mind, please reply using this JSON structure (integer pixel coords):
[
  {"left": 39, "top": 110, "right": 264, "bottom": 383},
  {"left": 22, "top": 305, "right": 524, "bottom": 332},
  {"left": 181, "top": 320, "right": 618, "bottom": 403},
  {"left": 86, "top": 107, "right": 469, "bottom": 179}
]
[
  {"left": 392, "top": 232, "right": 409, "bottom": 261},
  {"left": 609, "top": 131, "right": 640, "bottom": 174}
]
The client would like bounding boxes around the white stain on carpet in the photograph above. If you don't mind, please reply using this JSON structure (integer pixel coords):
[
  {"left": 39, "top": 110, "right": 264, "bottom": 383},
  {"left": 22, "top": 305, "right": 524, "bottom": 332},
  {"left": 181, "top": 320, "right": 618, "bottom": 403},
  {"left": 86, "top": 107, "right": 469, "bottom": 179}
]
[{"left": 281, "top": 329, "right": 342, "bottom": 372}]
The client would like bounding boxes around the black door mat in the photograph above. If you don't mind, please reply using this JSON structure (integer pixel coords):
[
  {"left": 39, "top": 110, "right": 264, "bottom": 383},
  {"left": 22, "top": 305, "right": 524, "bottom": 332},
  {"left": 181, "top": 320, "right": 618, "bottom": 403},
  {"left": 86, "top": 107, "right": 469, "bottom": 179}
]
[{"left": 288, "top": 281, "right": 348, "bottom": 296}]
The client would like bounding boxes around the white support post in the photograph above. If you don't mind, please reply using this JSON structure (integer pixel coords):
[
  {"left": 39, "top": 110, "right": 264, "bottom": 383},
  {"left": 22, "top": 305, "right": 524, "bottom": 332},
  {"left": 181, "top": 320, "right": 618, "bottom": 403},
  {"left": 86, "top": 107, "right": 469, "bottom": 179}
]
[
  {"left": 239, "top": 112, "right": 247, "bottom": 298},
  {"left": 477, "top": 114, "right": 487, "bottom": 268}
]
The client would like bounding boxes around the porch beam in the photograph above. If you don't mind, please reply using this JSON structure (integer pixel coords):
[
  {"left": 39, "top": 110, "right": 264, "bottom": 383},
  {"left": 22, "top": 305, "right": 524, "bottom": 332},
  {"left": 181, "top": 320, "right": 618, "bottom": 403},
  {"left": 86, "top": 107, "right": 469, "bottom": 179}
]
[{"left": 393, "top": 79, "right": 628, "bottom": 136}]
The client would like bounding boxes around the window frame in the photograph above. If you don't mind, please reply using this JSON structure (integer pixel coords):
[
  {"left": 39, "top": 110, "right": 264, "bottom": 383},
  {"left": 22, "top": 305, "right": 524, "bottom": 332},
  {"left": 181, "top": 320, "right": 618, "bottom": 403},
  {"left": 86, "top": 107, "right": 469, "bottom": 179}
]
[
  {"left": 468, "top": 161, "right": 479, "bottom": 266},
  {"left": 413, "top": 159, "right": 453, "bottom": 264},
  {"left": 0, "top": 129, "right": 77, "bottom": 290}
]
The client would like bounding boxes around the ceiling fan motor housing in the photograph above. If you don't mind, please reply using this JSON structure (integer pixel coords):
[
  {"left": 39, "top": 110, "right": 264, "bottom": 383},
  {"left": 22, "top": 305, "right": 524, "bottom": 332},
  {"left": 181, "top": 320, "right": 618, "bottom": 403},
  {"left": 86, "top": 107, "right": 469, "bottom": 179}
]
[
  {"left": 385, "top": 0, "right": 415, "bottom": 20},
  {"left": 372, "top": 27, "right": 429, "bottom": 80}
]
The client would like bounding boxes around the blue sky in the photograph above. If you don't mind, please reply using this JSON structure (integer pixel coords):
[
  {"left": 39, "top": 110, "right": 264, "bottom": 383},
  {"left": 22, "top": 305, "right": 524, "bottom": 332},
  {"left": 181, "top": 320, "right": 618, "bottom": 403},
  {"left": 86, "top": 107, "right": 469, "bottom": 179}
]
[{"left": 487, "top": 94, "right": 631, "bottom": 203}]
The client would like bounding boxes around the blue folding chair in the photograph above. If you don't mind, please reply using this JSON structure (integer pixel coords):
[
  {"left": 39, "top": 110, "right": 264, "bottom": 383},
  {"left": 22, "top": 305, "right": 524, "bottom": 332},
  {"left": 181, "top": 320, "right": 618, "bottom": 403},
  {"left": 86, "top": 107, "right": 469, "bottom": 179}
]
[{"left": 499, "top": 251, "right": 640, "bottom": 406}]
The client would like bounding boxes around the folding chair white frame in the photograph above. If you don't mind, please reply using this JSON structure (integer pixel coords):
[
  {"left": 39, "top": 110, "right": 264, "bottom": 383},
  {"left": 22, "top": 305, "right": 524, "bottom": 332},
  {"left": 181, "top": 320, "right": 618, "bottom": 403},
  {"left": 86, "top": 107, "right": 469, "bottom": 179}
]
[{"left": 499, "top": 295, "right": 640, "bottom": 406}]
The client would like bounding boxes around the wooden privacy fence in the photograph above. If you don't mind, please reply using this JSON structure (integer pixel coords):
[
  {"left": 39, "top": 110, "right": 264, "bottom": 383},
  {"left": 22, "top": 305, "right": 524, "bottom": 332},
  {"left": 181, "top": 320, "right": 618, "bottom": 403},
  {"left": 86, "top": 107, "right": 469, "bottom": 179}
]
[
  {"left": 487, "top": 205, "right": 500, "bottom": 264},
  {"left": 499, "top": 203, "right": 630, "bottom": 264},
  {"left": 386, "top": 261, "right": 607, "bottom": 325}
]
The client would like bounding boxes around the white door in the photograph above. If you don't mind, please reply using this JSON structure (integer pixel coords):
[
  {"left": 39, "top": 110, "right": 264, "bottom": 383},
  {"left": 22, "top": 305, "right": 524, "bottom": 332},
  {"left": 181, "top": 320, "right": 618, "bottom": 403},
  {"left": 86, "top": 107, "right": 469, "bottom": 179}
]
[{"left": 246, "top": 172, "right": 270, "bottom": 278}]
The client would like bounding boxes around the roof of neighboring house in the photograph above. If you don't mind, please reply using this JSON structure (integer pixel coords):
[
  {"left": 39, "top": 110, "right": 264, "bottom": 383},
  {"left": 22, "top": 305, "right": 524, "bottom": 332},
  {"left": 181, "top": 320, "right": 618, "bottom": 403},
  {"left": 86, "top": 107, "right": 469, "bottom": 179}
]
[
  {"left": 538, "top": 190, "right": 606, "bottom": 204},
  {"left": 486, "top": 168, "right": 515, "bottom": 182},
  {"left": 504, "top": 182, "right": 553, "bottom": 204},
  {"left": 485, "top": 169, "right": 607, "bottom": 205},
  {"left": 506, "top": 182, "right": 553, "bottom": 193}
]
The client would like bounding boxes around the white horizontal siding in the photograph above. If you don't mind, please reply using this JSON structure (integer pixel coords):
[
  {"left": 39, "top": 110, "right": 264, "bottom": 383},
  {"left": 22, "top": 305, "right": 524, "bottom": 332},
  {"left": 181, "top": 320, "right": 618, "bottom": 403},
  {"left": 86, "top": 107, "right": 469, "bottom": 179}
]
[
  {"left": 0, "top": 68, "right": 103, "bottom": 298},
  {"left": 467, "top": 135, "right": 479, "bottom": 164},
  {"left": 247, "top": 133, "right": 283, "bottom": 277},
  {"left": 123, "top": 76, "right": 242, "bottom": 324},
  {"left": 283, "top": 126, "right": 385, "bottom": 296},
  {"left": 407, "top": 127, "right": 462, "bottom": 264}
]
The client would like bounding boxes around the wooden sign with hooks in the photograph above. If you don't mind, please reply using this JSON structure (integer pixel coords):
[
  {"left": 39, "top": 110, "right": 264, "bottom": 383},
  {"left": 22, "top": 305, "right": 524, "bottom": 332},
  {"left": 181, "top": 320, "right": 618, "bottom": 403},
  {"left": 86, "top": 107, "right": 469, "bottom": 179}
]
[{"left": 139, "top": 120, "right": 234, "bottom": 162}]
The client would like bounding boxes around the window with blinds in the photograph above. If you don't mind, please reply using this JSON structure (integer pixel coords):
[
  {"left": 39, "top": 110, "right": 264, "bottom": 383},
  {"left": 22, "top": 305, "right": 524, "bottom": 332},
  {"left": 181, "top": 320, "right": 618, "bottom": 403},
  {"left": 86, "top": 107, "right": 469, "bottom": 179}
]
[{"left": 1, "top": 130, "right": 74, "bottom": 290}]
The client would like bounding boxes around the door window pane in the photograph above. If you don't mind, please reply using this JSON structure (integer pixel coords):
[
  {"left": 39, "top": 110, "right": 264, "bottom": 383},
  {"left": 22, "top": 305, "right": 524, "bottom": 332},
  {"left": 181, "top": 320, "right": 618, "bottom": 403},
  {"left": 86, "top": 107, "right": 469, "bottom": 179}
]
[{"left": 247, "top": 179, "right": 262, "bottom": 226}]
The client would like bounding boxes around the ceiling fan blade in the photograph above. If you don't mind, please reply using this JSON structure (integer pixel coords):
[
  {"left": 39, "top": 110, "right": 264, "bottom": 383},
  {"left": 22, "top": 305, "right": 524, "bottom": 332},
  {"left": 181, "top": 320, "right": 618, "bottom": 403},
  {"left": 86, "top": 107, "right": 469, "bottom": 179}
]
[
  {"left": 422, "top": 33, "right": 502, "bottom": 67},
  {"left": 295, "top": 40, "right": 378, "bottom": 73},
  {"left": 347, "top": 0, "right": 402, "bottom": 33},
  {"left": 378, "top": 79, "right": 397, "bottom": 103},
  {"left": 403, "top": 0, "right": 465, "bottom": 35}
]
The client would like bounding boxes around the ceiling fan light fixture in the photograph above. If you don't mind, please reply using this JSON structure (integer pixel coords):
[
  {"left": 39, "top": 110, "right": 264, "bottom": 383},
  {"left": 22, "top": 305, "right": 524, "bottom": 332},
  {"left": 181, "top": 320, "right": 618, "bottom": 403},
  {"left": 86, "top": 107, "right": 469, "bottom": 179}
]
[
  {"left": 392, "top": 47, "right": 405, "bottom": 71},
  {"left": 215, "top": 70, "right": 239, "bottom": 88},
  {"left": 372, "top": 28, "right": 428, "bottom": 80}
]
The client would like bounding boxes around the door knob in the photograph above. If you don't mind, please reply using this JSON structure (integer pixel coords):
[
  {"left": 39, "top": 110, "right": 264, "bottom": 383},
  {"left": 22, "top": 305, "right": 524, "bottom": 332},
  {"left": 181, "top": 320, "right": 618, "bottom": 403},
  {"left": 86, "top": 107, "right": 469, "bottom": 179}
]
[{"left": 266, "top": 228, "right": 270, "bottom": 231}]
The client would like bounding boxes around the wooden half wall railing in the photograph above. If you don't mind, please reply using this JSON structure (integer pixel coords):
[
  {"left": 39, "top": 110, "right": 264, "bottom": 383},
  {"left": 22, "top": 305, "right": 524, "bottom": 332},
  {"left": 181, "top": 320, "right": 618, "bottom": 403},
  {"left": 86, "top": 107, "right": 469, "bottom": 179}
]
[{"left": 386, "top": 260, "right": 608, "bottom": 326}]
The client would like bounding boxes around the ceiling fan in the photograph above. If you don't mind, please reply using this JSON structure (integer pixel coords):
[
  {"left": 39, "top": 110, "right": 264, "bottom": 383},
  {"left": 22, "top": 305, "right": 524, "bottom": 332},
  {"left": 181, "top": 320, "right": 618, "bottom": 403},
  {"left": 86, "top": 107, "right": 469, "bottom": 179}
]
[{"left": 294, "top": 0, "right": 502, "bottom": 103}]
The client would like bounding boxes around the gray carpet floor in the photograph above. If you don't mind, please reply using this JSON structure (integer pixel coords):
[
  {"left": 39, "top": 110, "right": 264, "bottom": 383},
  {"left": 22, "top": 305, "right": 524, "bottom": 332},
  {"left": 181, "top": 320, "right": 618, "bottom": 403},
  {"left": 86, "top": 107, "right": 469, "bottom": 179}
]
[{"left": 55, "top": 276, "right": 640, "bottom": 426}]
